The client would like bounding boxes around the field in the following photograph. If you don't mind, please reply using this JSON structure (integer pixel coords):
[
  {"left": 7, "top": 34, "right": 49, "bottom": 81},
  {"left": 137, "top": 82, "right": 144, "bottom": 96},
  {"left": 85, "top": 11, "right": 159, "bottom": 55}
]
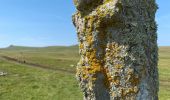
[
  {"left": 158, "top": 47, "right": 170, "bottom": 99},
  {"left": 0, "top": 45, "right": 170, "bottom": 100}
]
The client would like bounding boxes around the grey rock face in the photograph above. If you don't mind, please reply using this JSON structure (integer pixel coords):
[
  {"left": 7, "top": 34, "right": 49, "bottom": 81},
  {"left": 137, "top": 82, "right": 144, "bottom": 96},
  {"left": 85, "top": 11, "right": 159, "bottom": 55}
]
[
  {"left": 73, "top": 0, "right": 159, "bottom": 100},
  {"left": 73, "top": 0, "right": 103, "bottom": 12}
]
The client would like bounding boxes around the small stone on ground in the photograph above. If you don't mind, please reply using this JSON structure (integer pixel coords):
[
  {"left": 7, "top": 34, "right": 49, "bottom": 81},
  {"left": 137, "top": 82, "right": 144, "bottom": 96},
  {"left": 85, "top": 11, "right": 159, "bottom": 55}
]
[{"left": 0, "top": 71, "right": 7, "bottom": 76}]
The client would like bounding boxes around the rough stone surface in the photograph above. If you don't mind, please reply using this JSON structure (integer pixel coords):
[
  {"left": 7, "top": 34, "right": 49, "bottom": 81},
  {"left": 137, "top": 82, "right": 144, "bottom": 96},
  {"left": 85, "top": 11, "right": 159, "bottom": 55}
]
[{"left": 72, "top": 0, "right": 159, "bottom": 100}]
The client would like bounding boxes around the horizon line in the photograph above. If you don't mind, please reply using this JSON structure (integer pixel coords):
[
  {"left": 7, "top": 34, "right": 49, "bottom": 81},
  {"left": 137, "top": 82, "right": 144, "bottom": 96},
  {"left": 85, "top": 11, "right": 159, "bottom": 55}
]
[{"left": 0, "top": 44, "right": 170, "bottom": 49}]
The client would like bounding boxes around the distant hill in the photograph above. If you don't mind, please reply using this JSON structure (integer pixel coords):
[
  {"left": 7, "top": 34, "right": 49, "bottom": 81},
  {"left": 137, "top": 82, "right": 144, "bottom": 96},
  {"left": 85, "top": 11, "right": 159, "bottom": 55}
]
[
  {"left": 0, "top": 45, "right": 79, "bottom": 52},
  {"left": 0, "top": 44, "right": 80, "bottom": 72}
]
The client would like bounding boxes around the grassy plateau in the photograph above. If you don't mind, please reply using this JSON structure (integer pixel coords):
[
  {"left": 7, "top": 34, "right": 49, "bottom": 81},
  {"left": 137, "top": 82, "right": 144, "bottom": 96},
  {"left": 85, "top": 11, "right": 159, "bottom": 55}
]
[{"left": 0, "top": 45, "right": 170, "bottom": 100}]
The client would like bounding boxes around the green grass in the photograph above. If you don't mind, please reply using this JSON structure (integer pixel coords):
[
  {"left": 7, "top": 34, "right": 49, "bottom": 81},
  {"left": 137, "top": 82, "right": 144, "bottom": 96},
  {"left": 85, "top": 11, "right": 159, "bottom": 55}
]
[
  {"left": 0, "top": 45, "right": 170, "bottom": 100},
  {"left": 0, "top": 45, "right": 79, "bottom": 72},
  {"left": 158, "top": 47, "right": 170, "bottom": 99},
  {"left": 0, "top": 59, "right": 83, "bottom": 100}
]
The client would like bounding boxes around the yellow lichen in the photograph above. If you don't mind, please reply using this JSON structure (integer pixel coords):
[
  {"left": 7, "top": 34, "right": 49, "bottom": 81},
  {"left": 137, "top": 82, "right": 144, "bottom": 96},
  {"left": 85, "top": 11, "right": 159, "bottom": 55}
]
[{"left": 79, "top": 43, "right": 84, "bottom": 49}]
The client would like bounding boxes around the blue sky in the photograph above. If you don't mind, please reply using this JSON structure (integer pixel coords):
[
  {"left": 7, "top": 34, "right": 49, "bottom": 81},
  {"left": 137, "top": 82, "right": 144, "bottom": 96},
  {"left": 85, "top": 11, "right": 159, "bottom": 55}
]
[{"left": 0, "top": 0, "right": 169, "bottom": 48}]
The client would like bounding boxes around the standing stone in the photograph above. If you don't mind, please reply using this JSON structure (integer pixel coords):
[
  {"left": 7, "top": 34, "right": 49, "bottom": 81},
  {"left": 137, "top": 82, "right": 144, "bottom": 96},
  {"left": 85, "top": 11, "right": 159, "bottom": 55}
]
[{"left": 72, "top": 0, "right": 159, "bottom": 100}]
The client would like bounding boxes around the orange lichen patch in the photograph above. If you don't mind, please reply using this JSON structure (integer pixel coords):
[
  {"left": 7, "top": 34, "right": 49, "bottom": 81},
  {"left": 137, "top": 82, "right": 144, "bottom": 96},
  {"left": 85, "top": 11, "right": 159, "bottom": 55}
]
[
  {"left": 88, "top": 58, "right": 102, "bottom": 73},
  {"left": 82, "top": 73, "right": 88, "bottom": 79},
  {"left": 84, "top": 15, "right": 96, "bottom": 30},
  {"left": 106, "top": 42, "right": 122, "bottom": 57},
  {"left": 123, "top": 86, "right": 139, "bottom": 96},
  {"left": 112, "top": 76, "right": 121, "bottom": 86},
  {"left": 125, "top": 73, "right": 140, "bottom": 87},
  {"left": 80, "top": 40, "right": 113, "bottom": 88},
  {"left": 115, "top": 64, "right": 123, "bottom": 69},
  {"left": 129, "top": 75, "right": 139, "bottom": 86},
  {"left": 110, "top": 87, "right": 139, "bottom": 99},
  {"left": 79, "top": 43, "right": 84, "bottom": 49},
  {"left": 125, "top": 69, "right": 140, "bottom": 86},
  {"left": 86, "top": 35, "right": 93, "bottom": 46},
  {"left": 101, "top": 67, "right": 113, "bottom": 88},
  {"left": 92, "top": 78, "right": 97, "bottom": 81},
  {"left": 78, "top": 49, "right": 102, "bottom": 81}
]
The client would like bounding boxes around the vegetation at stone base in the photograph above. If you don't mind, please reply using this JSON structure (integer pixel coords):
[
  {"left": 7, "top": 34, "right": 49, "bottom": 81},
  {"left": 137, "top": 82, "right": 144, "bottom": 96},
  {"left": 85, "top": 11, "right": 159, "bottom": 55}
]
[{"left": 0, "top": 45, "right": 169, "bottom": 100}]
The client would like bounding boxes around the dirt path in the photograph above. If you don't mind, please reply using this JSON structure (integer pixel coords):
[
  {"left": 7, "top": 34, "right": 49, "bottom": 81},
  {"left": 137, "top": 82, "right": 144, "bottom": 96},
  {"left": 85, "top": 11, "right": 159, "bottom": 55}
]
[{"left": 0, "top": 55, "right": 75, "bottom": 74}]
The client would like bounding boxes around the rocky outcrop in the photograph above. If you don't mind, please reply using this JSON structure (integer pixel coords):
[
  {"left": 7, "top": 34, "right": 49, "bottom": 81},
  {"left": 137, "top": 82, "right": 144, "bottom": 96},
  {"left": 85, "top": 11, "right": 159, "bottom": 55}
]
[{"left": 73, "top": 0, "right": 159, "bottom": 99}]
